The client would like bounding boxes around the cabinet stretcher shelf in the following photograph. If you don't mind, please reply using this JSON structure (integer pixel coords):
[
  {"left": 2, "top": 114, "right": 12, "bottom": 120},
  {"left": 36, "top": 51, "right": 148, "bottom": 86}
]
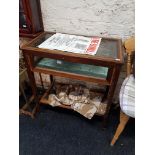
[
  {"left": 39, "top": 84, "right": 107, "bottom": 116},
  {"left": 40, "top": 98, "right": 106, "bottom": 116}
]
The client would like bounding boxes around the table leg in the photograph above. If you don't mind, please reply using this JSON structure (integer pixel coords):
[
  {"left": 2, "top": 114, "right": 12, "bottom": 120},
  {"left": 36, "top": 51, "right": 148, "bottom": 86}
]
[
  {"left": 102, "top": 65, "right": 121, "bottom": 128},
  {"left": 20, "top": 53, "right": 39, "bottom": 118}
]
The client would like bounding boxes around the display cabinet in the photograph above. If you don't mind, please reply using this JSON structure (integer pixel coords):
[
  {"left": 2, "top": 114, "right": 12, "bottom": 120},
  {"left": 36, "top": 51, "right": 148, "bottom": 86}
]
[
  {"left": 21, "top": 32, "right": 124, "bottom": 127},
  {"left": 19, "top": 0, "right": 44, "bottom": 38}
]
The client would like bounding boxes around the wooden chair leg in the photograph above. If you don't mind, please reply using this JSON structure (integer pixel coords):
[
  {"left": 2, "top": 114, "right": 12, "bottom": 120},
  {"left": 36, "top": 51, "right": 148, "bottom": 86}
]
[{"left": 110, "top": 111, "right": 130, "bottom": 146}]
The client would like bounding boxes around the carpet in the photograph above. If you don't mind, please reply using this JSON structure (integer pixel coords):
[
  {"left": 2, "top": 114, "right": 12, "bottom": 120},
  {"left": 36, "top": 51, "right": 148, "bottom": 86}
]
[{"left": 19, "top": 95, "right": 135, "bottom": 155}]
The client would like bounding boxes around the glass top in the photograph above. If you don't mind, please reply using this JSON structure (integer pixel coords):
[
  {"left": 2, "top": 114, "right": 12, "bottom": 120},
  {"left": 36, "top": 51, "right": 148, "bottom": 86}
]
[{"left": 29, "top": 33, "right": 119, "bottom": 59}]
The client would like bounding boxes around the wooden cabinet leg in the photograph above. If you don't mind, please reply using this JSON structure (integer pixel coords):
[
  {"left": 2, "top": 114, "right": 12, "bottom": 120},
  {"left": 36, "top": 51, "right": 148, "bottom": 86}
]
[
  {"left": 31, "top": 98, "right": 40, "bottom": 118},
  {"left": 103, "top": 66, "right": 121, "bottom": 128},
  {"left": 20, "top": 53, "right": 39, "bottom": 118},
  {"left": 110, "top": 111, "right": 130, "bottom": 146}
]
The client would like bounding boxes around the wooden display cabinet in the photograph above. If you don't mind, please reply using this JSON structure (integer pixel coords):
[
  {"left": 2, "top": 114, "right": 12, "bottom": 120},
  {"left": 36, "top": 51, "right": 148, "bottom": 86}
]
[
  {"left": 19, "top": 0, "right": 44, "bottom": 38},
  {"left": 21, "top": 32, "right": 124, "bottom": 127}
]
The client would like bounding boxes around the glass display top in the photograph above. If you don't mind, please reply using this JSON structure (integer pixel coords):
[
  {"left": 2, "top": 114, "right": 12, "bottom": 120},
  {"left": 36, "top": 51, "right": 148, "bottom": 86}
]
[{"left": 28, "top": 32, "right": 120, "bottom": 59}]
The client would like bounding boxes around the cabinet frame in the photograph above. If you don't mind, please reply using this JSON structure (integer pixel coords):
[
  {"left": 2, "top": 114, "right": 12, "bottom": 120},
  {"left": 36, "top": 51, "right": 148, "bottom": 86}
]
[{"left": 21, "top": 32, "right": 124, "bottom": 127}]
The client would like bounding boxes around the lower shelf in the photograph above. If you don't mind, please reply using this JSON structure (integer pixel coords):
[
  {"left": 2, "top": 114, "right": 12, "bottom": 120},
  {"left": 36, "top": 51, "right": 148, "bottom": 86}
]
[{"left": 39, "top": 83, "right": 108, "bottom": 117}]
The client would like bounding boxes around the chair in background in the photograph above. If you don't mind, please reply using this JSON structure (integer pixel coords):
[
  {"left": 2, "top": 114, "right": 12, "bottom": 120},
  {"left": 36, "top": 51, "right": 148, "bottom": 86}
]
[{"left": 110, "top": 37, "right": 135, "bottom": 146}]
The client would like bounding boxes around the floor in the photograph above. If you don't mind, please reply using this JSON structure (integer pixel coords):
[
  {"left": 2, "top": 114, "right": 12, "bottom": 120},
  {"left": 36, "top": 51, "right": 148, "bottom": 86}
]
[{"left": 19, "top": 93, "right": 135, "bottom": 155}]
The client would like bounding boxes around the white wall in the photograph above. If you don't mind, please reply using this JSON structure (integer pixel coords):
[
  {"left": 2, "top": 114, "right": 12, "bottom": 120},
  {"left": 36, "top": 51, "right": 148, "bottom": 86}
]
[{"left": 40, "top": 0, "right": 134, "bottom": 39}]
